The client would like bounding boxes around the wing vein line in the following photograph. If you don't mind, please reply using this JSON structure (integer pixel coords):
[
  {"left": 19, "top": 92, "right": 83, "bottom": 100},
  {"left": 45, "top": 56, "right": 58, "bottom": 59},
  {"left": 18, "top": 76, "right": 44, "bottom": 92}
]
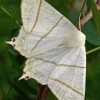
[
  {"left": 31, "top": 16, "right": 64, "bottom": 53},
  {"left": 71, "top": 48, "right": 82, "bottom": 94},
  {"left": 34, "top": 57, "right": 86, "bottom": 68},
  {"left": 30, "top": 0, "right": 42, "bottom": 32},
  {"left": 50, "top": 78, "right": 84, "bottom": 97}
]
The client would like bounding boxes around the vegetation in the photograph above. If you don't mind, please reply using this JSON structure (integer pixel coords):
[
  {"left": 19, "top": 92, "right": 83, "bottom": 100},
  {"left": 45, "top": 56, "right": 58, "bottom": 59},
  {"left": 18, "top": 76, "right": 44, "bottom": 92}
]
[{"left": 0, "top": 0, "right": 100, "bottom": 100}]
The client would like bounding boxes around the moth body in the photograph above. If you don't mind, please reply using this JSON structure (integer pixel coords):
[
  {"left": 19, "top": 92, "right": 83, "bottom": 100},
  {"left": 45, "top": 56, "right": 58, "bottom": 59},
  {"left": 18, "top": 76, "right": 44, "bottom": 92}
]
[{"left": 63, "top": 31, "right": 86, "bottom": 47}]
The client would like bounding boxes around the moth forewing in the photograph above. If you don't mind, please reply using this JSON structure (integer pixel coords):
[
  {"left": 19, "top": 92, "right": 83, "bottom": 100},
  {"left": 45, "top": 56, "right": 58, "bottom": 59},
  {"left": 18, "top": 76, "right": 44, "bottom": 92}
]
[{"left": 21, "top": 0, "right": 80, "bottom": 37}]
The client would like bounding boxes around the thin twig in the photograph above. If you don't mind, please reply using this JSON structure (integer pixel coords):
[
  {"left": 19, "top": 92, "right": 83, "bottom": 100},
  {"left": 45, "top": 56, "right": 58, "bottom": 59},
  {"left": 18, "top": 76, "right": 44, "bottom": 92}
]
[
  {"left": 78, "top": 2, "right": 100, "bottom": 29},
  {"left": 86, "top": 46, "right": 100, "bottom": 55},
  {"left": 80, "top": 0, "right": 87, "bottom": 13},
  {"left": 0, "top": 6, "right": 21, "bottom": 28},
  {"left": 38, "top": 85, "right": 49, "bottom": 100}
]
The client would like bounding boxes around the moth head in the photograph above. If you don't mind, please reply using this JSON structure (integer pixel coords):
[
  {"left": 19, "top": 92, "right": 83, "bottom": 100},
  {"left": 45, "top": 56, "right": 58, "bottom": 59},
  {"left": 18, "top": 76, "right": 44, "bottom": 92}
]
[
  {"left": 6, "top": 37, "right": 17, "bottom": 47},
  {"left": 18, "top": 71, "right": 30, "bottom": 81},
  {"left": 6, "top": 37, "right": 25, "bottom": 55}
]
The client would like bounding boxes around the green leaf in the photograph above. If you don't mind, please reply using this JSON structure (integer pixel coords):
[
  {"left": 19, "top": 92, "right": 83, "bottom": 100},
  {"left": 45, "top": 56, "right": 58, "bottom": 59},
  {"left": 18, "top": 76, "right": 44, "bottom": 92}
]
[
  {"left": 87, "top": 0, "right": 91, "bottom": 10},
  {"left": 7, "top": 28, "right": 20, "bottom": 56},
  {"left": 13, "top": 85, "right": 32, "bottom": 100},
  {"left": 0, "top": 7, "right": 9, "bottom": 18},
  {"left": 8, "top": 0, "right": 21, "bottom": 4},
  {"left": 0, "top": 83, "right": 5, "bottom": 98},
  {"left": 86, "top": 59, "right": 100, "bottom": 100},
  {"left": 14, "top": 79, "right": 37, "bottom": 95},
  {"left": 13, "top": 79, "right": 37, "bottom": 99},
  {"left": 1, "top": 3, "right": 22, "bottom": 25},
  {"left": 47, "top": 91, "right": 57, "bottom": 100},
  {"left": 0, "top": 18, "right": 18, "bottom": 36},
  {"left": 90, "top": 0, "right": 100, "bottom": 37},
  {"left": 0, "top": 5, "right": 21, "bottom": 27},
  {"left": 82, "top": 20, "right": 100, "bottom": 45},
  {"left": 7, "top": 45, "right": 19, "bottom": 56},
  {"left": 0, "top": 61, "right": 12, "bottom": 85},
  {"left": 0, "top": 0, "right": 10, "bottom": 5},
  {"left": 69, "top": 11, "right": 79, "bottom": 25}
]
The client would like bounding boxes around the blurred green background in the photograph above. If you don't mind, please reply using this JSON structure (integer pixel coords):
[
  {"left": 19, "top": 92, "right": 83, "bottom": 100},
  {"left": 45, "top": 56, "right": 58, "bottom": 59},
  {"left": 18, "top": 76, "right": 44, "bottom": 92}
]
[{"left": 0, "top": 0, "right": 100, "bottom": 100}]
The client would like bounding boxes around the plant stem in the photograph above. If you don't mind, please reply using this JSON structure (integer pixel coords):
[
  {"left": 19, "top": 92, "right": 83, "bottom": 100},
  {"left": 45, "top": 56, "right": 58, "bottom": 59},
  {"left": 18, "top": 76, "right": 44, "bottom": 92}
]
[
  {"left": 0, "top": 6, "right": 21, "bottom": 28},
  {"left": 80, "top": 0, "right": 87, "bottom": 14},
  {"left": 86, "top": 46, "right": 100, "bottom": 54},
  {"left": 38, "top": 85, "right": 49, "bottom": 100}
]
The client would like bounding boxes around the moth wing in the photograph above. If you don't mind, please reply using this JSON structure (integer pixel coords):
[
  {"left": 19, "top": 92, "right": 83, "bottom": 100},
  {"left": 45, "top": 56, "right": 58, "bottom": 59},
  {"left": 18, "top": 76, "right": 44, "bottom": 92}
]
[
  {"left": 48, "top": 46, "right": 86, "bottom": 100},
  {"left": 21, "top": 0, "right": 79, "bottom": 38},
  {"left": 20, "top": 46, "right": 71, "bottom": 85},
  {"left": 18, "top": 0, "right": 85, "bottom": 57},
  {"left": 14, "top": 27, "right": 66, "bottom": 57}
]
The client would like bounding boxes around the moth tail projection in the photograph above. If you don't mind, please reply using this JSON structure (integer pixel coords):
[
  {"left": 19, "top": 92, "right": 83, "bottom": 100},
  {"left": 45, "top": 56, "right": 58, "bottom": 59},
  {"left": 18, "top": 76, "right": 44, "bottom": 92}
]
[{"left": 18, "top": 56, "right": 56, "bottom": 85}]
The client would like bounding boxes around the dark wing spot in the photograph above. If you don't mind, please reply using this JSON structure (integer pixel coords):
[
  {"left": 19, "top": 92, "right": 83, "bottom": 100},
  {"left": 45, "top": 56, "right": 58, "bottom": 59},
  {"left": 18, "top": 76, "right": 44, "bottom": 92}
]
[
  {"left": 25, "top": 76, "right": 29, "bottom": 80},
  {"left": 11, "top": 38, "right": 16, "bottom": 42}
]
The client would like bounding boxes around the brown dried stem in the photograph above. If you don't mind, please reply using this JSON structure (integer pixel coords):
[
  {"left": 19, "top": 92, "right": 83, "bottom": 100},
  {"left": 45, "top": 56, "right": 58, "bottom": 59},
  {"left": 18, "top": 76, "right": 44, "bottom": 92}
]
[
  {"left": 78, "top": 2, "right": 100, "bottom": 29},
  {"left": 38, "top": 85, "right": 49, "bottom": 100}
]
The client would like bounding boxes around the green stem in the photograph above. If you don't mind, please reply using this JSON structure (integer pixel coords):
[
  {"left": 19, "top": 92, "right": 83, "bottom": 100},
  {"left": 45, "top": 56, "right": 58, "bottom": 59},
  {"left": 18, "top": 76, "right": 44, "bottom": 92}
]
[
  {"left": 80, "top": 0, "right": 87, "bottom": 14},
  {"left": 0, "top": 6, "right": 21, "bottom": 28},
  {"left": 86, "top": 46, "right": 100, "bottom": 55}
]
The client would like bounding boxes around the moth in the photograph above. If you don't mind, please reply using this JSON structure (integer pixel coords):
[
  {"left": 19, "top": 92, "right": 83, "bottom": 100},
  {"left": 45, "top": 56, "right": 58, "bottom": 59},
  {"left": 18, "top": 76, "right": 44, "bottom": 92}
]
[{"left": 6, "top": 0, "right": 86, "bottom": 100}]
